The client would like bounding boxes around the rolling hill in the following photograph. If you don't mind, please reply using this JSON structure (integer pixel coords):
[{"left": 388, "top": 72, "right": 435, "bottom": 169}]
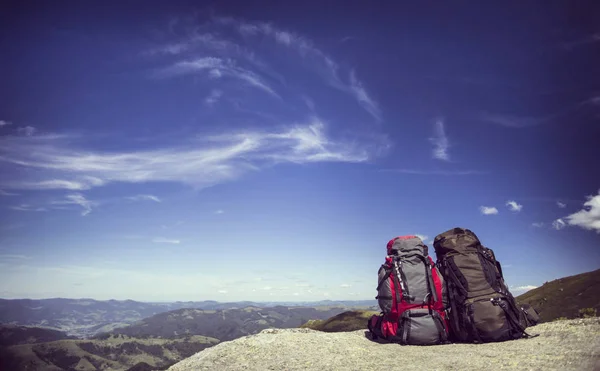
[
  {"left": 515, "top": 268, "right": 600, "bottom": 323},
  {"left": 0, "top": 298, "right": 376, "bottom": 338},
  {"left": 106, "top": 306, "right": 348, "bottom": 342},
  {"left": 0, "top": 334, "right": 218, "bottom": 371},
  {"left": 0, "top": 324, "right": 76, "bottom": 348}
]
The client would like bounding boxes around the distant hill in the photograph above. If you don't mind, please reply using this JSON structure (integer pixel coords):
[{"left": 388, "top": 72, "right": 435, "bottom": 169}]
[
  {"left": 516, "top": 268, "right": 600, "bottom": 322},
  {"left": 0, "top": 298, "right": 376, "bottom": 338},
  {"left": 0, "top": 324, "right": 76, "bottom": 347},
  {"left": 106, "top": 306, "right": 348, "bottom": 342},
  {"left": 0, "top": 334, "right": 218, "bottom": 371},
  {"left": 300, "top": 310, "right": 379, "bottom": 332}
]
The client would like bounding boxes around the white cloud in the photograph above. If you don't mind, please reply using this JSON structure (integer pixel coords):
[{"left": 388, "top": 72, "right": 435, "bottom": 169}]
[
  {"left": 152, "top": 238, "right": 181, "bottom": 244},
  {"left": 480, "top": 206, "right": 499, "bottom": 215},
  {"left": 552, "top": 218, "right": 566, "bottom": 230},
  {"left": 506, "top": 200, "right": 523, "bottom": 212},
  {"left": 127, "top": 194, "right": 161, "bottom": 203},
  {"left": 0, "top": 189, "right": 19, "bottom": 196},
  {"left": 205, "top": 89, "right": 223, "bottom": 106},
  {"left": 63, "top": 193, "right": 95, "bottom": 216},
  {"left": 8, "top": 178, "right": 105, "bottom": 191},
  {"left": 0, "top": 117, "right": 379, "bottom": 192},
  {"left": 348, "top": 70, "right": 381, "bottom": 121},
  {"left": 158, "top": 57, "right": 280, "bottom": 99},
  {"left": 0, "top": 120, "right": 12, "bottom": 127},
  {"left": 340, "top": 283, "right": 351, "bottom": 288},
  {"left": 218, "top": 290, "right": 228, "bottom": 294},
  {"left": 512, "top": 285, "right": 538, "bottom": 293},
  {"left": 428, "top": 118, "right": 450, "bottom": 161},
  {"left": 9, "top": 204, "right": 47, "bottom": 212},
  {"left": 215, "top": 209, "right": 225, "bottom": 214},
  {"left": 557, "top": 201, "right": 567, "bottom": 208},
  {"left": 262, "top": 286, "right": 272, "bottom": 291},
  {"left": 17, "top": 126, "right": 36, "bottom": 136},
  {"left": 415, "top": 234, "right": 428, "bottom": 243},
  {"left": 212, "top": 16, "right": 380, "bottom": 122},
  {"left": 480, "top": 113, "right": 548, "bottom": 128},
  {"left": 563, "top": 191, "right": 600, "bottom": 233},
  {"left": 531, "top": 222, "right": 545, "bottom": 228}
]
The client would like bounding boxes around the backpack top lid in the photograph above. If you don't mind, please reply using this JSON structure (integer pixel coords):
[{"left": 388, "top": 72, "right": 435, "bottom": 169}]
[
  {"left": 432, "top": 227, "right": 481, "bottom": 256},
  {"left": 387, "top": 235, "right": 428, "bottom": 256}
]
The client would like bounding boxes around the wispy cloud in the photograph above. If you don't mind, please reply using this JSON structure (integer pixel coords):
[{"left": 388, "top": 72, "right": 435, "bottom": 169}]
[
  {"left": 562, "top": 190, "right": 600, "bottom": 233},
  {"left": 512, "top": 285, "right": 538, "bottom": 293},
  {"left": 0, "top": 120, "right": 12, "bottom": 127},
  {"left": 9, "top": 204, "right": 47, "bottom": 212},
  {"left": 63, "top": 193, "right": 96, "bottom": 216},
  {"left": 0, "top": 117, "right": 380, "bottom": 192},
  {"left": 157, "top": 57, "right": 280, "bottom": 99},
  {"left": 348, "top": 70, "right": 381, "bottom": 121},
  {"left": 205, "top": 89, "right": 223, "bottom": 106},
  {"left": 531, "top": 222, "right": 545, "bottom": 228},
  {"left": 429, "top": 118, "right": 450, "bottom": 161},
  {"left": 126, "top": 194, "right": 161, "bottom": 203},
  {"left": 557, "top": 201, "right": 567, "bottom": 208},
  {"left": 380, "top": 169, "right": 488, "bottom": 176},
  {"left": 340, "top": 283, "right": 351, "bottom": 288},
  {"left": 415, "top": 234, "right": 428, "bottom": 243},
  {"left": 212, "top": 16, "right": 380, "bottom": 122},
  {"left": 0, "top": 255, "right": 31, "bottom": 260},
  {"left": 5, "top": 178, "right": 105, "bottom": 191},
  {"left": 552, "top": 218, "right": 566, "bottom": 230},
  {"left": 16, "top": 126, "right": 36, "bottom": 136},
  {"left": 0, "top": 189, "right": 19, "bottom": 196},
  {"left": 480, "top": 113, "right": 550, "bottom": 128},
  {"left": 559, "top": 33, "right": 600, "bottom": 50},
  {"left": 480, "top": 206, "right": 499, "bottom": 215},
  {"left": 152, "top": 238, "right": 181, "bottom": 244},
  {"left": 506, "top": 200, "right": 523, "bottom": 212},
  {"left": 215, "top": 209, "right": 225, "bottom": 214}
]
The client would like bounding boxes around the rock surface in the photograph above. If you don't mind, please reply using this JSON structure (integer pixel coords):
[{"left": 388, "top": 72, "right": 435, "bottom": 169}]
[{"left": 168, "top": 318, "right": 600, "bottom": 371}]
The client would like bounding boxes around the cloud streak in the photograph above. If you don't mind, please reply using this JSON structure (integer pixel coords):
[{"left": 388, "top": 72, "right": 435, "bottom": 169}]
[
  {"left": 0, "top": 117, "right": 380, "bottom": 192},
  {"left": 126, "top": 194, "right": 162, "bottom": 203},
  {"left": 480, "top": 113, "right": 552, "bottom": 128},
  {"left": 211, "top": 16, "right": 381, "bottom": 122},
  {"left": 152, "top": 238, "right": 181, "bottom": 244},
  {"left": 429, "top": 118, "right": 450, "bottom": 161},
  {"left": 157, "top": 57, "right": 280, "bottom": 99}
]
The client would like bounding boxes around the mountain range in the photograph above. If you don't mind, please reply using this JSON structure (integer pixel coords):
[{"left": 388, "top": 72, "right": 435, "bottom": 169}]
[
  {"left": 0, "top": 269, "right": 597, "bottom": 370},
  {"left": 0, "top": 298, "right": 376, "bottom": 338}
]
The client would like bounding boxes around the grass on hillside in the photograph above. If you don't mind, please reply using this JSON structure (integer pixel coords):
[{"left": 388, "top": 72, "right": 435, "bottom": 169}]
[
  {"left": 0, "top": 334, "right": 219, "bottom": 371},
  {"left": 516, "top": 268, "right": 600, "bottom": 323}
]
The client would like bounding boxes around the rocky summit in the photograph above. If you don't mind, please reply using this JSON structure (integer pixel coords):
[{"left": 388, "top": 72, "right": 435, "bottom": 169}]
[{"left": 168, "top": 318, "right": 600, "bottom": 371}]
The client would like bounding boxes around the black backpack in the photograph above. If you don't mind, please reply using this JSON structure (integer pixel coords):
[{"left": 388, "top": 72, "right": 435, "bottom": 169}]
[{"left": 432, "top": 227, "right": 536, "bottom": 343}]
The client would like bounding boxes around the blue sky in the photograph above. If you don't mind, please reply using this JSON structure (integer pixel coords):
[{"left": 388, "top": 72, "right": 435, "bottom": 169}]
[{"left": 0, "top": 1, "right": 599, "bottom": 302}]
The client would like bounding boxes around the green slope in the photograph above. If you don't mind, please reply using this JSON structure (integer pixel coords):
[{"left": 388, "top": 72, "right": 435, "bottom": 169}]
[
  {"left": 516, "top": 268, "right": 600, "bottom": 323},
  {"left": 0, "top": 334, "right": 218, "bottom": 371}
]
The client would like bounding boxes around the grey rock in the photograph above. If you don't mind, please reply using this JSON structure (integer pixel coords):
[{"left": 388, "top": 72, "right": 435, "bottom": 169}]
[{"left": 168, "top": 318, "right": 600, "bottom": 371}]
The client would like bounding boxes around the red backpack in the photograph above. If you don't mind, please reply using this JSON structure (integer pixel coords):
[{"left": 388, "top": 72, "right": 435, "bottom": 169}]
[{"left": 367, "top": 235, "right": 450, "bottom": 345}]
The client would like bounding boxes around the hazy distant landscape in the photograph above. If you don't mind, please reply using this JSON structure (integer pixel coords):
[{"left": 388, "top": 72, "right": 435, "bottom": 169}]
[{"left": 0, "top": 269, "right": 597, "bottom": 371}]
